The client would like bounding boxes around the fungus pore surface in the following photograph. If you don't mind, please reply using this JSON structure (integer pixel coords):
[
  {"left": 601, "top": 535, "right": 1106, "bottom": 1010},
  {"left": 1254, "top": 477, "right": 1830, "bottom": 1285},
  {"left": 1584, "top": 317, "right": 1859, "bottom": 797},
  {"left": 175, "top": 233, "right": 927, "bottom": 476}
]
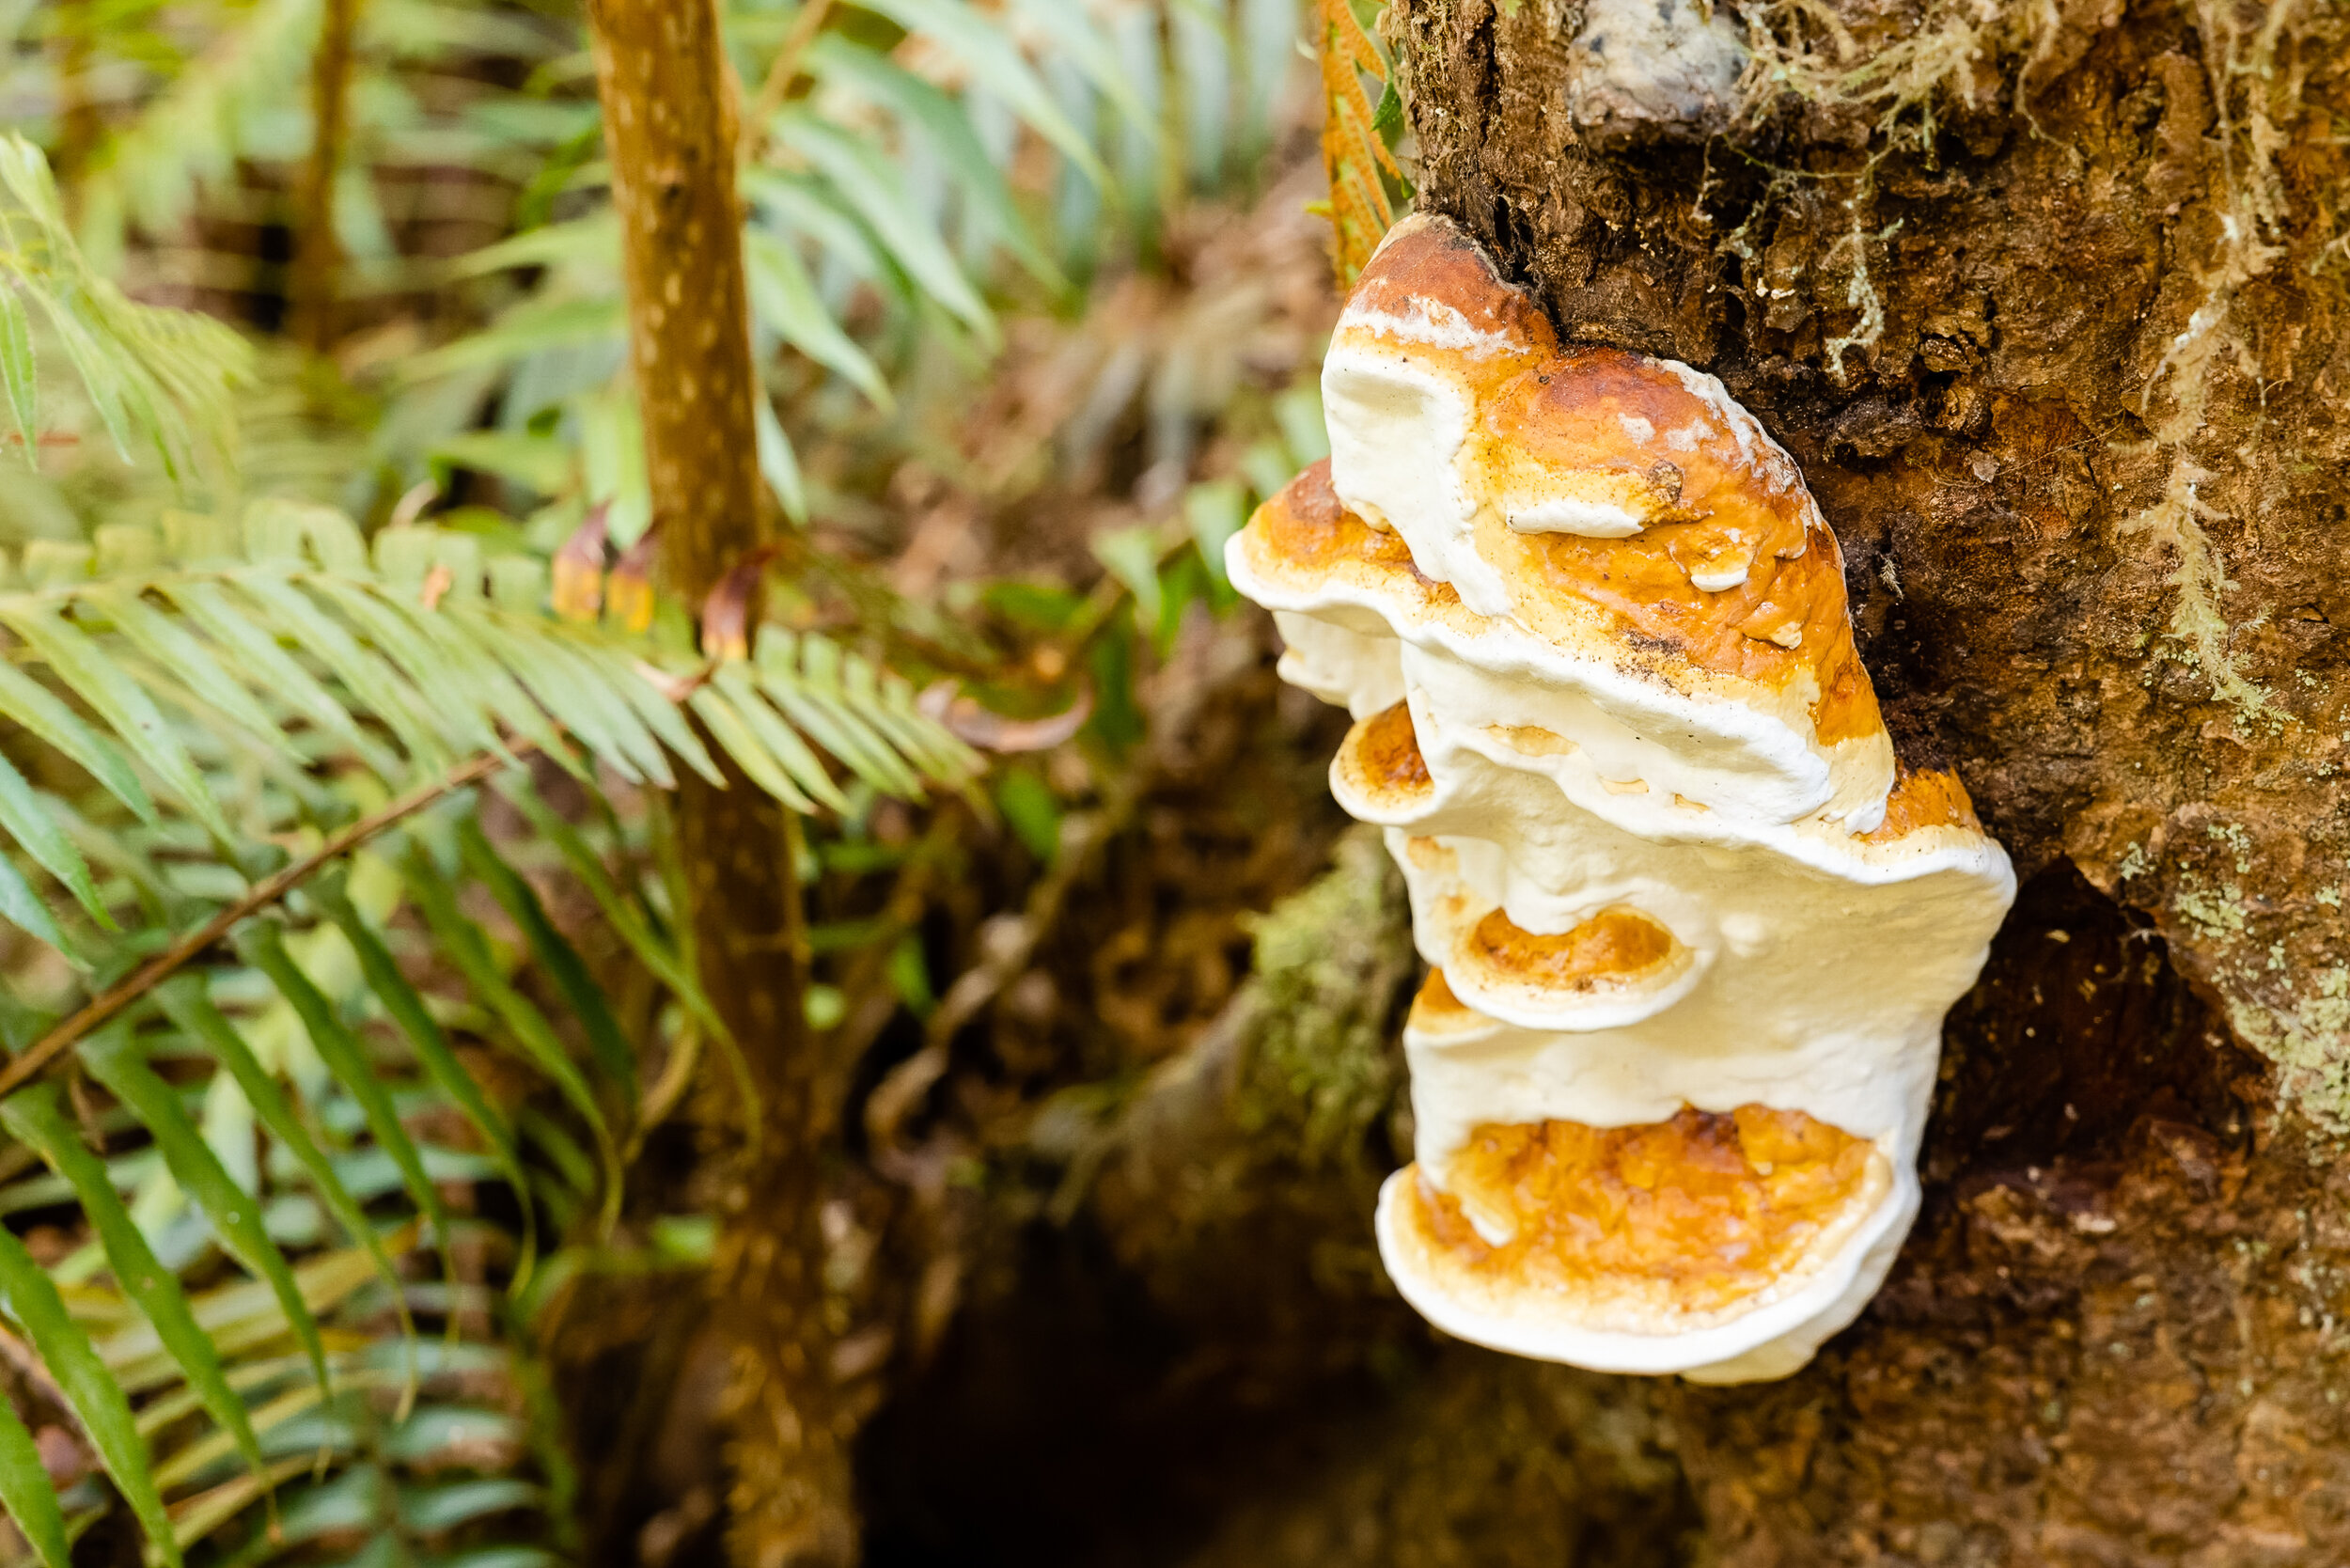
[{"left": 1228, "top": 213, "right": 2016, "bottom": 1382}]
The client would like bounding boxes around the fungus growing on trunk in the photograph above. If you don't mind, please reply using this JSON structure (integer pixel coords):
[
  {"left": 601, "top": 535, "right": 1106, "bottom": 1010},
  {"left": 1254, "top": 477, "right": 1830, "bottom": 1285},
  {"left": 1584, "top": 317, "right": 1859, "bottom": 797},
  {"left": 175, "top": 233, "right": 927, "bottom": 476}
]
[{"left": 1229, "top": 213, "right": 2015, "bottom": 1383}]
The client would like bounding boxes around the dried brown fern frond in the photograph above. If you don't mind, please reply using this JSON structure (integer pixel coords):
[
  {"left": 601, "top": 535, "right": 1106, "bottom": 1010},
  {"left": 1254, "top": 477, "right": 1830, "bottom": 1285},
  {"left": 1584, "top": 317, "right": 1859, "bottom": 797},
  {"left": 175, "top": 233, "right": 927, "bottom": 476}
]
[{"left": 1313, "top": 0, "right": 1398, "bottom": 290}]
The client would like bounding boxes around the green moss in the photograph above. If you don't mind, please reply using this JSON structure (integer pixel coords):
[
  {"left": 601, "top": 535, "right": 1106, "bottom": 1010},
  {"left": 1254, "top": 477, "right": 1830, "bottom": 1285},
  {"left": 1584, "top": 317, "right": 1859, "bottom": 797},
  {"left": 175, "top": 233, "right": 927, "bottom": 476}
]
[{"left": 1236, "top": 828, "right": 1418, "bottom": 1168}]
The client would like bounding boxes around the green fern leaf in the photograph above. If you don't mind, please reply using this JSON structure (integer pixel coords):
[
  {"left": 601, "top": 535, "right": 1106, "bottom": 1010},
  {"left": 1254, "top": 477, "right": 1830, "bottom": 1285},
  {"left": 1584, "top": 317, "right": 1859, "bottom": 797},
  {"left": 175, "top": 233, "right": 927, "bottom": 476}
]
[
  {"left": 453, "top": 818, "right": 634, "bottom": 1092},
  {"left": 708, "top": 661, "right": 845, "bottom": 811},
  {"left": 307, "top": 581, "right": 509, "bottom": 760},
  {"left": 756, "top": 636, "right": 921, "bottom": 797},
  {"left": 306, "top": 874, "right": 537, "bottom": 1289},
  {"left": 226, "top": 575, "right": 452, "bottom": 770},
  {"left": 856, "top": 0, "right": 1115, "bottom": 191},
  {"left": 685, "top": 683, "right": 820, "bottom": 813},
  {"left": 598, "top": 649, "right": 723, "bottom": 786},
  {"left": 0, "top": 604, "right": 233, "bottom": 844},
  {"left": 0, "top": 1390, "right": 72, "bottom": 1568},
  {"left": 0, "top": 746, "right": 106, "bottom": 925},
  {"left": 78, "top": 585, "right": 302, "bottom": 759},
  {"left": 400, "top": 850, "right": 622, "bottom": 1237},
  {"left": 0, "top": 282, "right": 35, "bottom": 459},
  {"left": 477, "top": 629, "right": 657, "bottom": 788},
  {"left": 152, "top": 977, "right": 415, "bottom": 1338},
  {"left": 235, "top": 923, "right": 456, "bottom": 1278},
  {"left": 770, "top": 114, "right": 997, "bottom": 347},
  {"left": 0, "top": 1085, "right": 273, "bottom": 1509},
  {"left": 78, "top": 1027, "right": 333, "bottom": 1399},
  {"left": 491, "top": 773, "right": 729, "bottom": 1046},
  {"left": 742, "top": 227, "right": 894, "bottom": 411},
  {"left": 0, "top": 654, "right": 157, "bottom": 824},
  {"left": 0, "top": 1225, "right": 181, "bottom": 1567},
  {"left": 160, "top": 579, "right": 398, "bottom": 777}
]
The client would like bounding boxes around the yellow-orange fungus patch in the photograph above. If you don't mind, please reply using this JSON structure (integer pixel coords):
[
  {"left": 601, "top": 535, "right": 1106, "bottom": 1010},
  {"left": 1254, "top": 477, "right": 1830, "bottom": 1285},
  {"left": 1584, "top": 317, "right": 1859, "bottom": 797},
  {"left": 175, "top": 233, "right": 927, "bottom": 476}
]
[
  {"left": 1412, "top": 1105, "right": 1886, "bottom": 1319},
  {"left": 1414, "top": 966, "right": 1471, "bottom": 1020},
  {"left": 1344, "top": 700, "right": 1433, "bottom": 801},
  {"left": 1251, "top": 460, "right": 1460, "bottom": 607},
  {"left": 1465, "top": 906, "right": 1675, "bottom": 992},
  {"left": 1863, "top": 764, "right": 1983, "bottom": 841}
]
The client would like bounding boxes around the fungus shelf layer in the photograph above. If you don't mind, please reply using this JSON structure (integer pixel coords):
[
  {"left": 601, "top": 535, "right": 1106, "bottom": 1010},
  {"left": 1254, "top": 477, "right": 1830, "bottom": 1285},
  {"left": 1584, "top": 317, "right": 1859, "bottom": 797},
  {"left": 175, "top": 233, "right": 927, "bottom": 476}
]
[{"left": 1230, "top": 212, "right": 2015, "bottom": 1383}]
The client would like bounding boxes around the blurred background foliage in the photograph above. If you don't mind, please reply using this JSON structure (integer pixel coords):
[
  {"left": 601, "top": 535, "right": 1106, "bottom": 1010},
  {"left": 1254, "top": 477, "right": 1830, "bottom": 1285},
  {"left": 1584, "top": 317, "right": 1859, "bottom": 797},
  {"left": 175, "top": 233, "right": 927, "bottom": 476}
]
[{"left": 0, "top": 0, "right": 1423, "bottom": 1561}]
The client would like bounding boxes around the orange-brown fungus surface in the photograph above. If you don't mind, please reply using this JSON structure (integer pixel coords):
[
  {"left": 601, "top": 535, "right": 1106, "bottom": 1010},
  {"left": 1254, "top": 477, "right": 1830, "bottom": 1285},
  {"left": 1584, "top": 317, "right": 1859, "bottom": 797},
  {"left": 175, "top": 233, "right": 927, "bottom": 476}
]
[
  {"left": 1246, "top": 459, "right": 1459, "bottom": 607},
  {"left": 1465, "top": 349, "right": 1884, "bottom": 745},
  {"left": 1465, "top": 906, "right": 1675, "bottom": 992},
  {"left": 1342, "top": 700, "right": 1433, "bottom": 803},
  {"left": 1413, "top": 966, "right": 1473, "bottom": 1021},
  {"left": 1329, "top": 219, "right": 1886, "bottom": 748},
  {"left": 1343, "top": 218, "right": 1559, "bottom": 403},
  {"left": 1416, "top": 1105, "right": 1882, "bottom": 1315},
  {"left": 1407, "top": 967, "right": 1493, "bottom": 1040},
  {"left": 1863, "top": 764, "right": 1984, "bottom": 841}
]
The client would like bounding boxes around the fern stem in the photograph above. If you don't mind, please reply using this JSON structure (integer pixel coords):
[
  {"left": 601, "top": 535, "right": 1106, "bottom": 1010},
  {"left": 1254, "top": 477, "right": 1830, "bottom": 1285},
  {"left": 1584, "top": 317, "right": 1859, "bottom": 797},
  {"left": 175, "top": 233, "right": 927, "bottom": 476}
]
[
  {"left": 0, "top": 748, "right": 509, "bottom": 1098},
  {"left": 291, "top": 0, "right": 363, "bottom": 353},
  {"left": 745, "top": 0, "right": 836, "bottom": 154},
  {"left": 52, "top": 0, "right": 103, "bottom": 201},
  {"left": 588, "top": 0, "right": 850, "bottom": 1556}
]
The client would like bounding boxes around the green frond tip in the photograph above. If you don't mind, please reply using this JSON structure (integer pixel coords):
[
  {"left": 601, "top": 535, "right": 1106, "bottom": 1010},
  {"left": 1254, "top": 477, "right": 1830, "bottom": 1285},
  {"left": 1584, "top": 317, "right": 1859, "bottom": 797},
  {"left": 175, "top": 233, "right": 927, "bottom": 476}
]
[{"left": 0, "top": 133, "right": 250, "bottom": 478}]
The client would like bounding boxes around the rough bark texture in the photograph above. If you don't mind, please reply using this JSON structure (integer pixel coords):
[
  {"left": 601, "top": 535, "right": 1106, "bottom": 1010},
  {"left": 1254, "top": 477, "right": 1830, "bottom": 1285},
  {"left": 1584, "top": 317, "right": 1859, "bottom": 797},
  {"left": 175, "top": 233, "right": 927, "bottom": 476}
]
[
  {"left": 1373, "top": 0, "right": 2350, "bottom": 1559},
  {"left": 587, "top": 5, "right": 853, "bottom": 1563}
]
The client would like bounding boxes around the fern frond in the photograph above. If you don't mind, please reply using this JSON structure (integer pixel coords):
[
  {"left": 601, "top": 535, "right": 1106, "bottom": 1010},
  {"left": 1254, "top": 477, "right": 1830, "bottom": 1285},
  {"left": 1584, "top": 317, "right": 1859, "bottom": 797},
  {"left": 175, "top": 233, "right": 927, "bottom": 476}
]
[
  {"left": 1314, "top": 0, "right": 1399, "bottom": 288},
  {"left": 70, "top": 0, "right": 322, "bottom": 266},
  {"left": 0, "top": 503, "right": 974, "bottom": 956},
  {"left": 0, "top": 136, "right": 250, "bottom": 478}
]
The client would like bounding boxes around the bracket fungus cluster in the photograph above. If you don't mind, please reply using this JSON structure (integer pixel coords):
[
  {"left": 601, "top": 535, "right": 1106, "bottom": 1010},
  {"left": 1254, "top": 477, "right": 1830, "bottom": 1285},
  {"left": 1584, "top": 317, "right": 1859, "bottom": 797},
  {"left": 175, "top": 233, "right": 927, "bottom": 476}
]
[{"left": 1229, "top": 214, "right": 2016, "bottom": 1383}]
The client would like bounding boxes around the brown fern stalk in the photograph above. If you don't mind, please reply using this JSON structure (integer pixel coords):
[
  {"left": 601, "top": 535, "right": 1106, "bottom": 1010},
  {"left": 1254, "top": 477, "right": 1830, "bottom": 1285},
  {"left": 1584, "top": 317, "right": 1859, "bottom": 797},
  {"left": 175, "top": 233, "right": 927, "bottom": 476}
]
[
  {"left": 291, "top": 0, "right": 361, "bottom": 353},
  {"left": 585, "top": 0, "right": 855, "bottom": 1563},
  {"left": 0, "top": 747, "right": 512, "bottom": 1099},
  {"left": 1317, "top": 0, "right": 1397, "bottom": 289},
  {"left": 51, "top": 0, "right": 102, "bottom": 201}
]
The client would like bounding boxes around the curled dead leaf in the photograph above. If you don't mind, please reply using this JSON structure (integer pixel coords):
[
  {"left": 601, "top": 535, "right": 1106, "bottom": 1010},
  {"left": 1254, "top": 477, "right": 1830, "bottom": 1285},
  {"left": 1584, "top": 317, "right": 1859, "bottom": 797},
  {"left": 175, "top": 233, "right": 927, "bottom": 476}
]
[
  {"left": 699, "top": 546, "right": 777, "bottom": 662},
  {"left": 553, "top": 502, "right": 612, "bottom": 623},
  {"left": 609, "top": 525, "right": 660, "bottom": 634},
  {"left": 634, "top": 659, "right": 704, "bottom": 706},
  {"left": 918, "top": 680, "right": 1093, "bottom": 753}
]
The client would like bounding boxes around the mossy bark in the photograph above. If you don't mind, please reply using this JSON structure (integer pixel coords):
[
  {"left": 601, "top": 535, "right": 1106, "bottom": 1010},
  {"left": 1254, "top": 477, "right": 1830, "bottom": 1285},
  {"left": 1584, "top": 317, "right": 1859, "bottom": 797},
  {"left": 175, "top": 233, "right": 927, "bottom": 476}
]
[
  {"left": 585, "top": 4, "right": 853, "bottom": 1562},
  {"left": 1378, "top": 0, "right": 2350, "bottom": 1558}
]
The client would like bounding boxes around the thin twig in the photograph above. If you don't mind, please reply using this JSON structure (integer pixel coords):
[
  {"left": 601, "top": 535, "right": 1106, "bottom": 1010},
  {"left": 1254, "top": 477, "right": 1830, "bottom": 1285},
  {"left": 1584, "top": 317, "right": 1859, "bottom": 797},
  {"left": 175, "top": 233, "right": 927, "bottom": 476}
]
[
  {"left": 745, "top": 0, "right": 835, "bottom": 155},
  {"left": 864, "top": 777, "right": 1140, "bottom": 1160},
  {"left": 0, "top": 749, "right": 514, "bottom": 1098}
]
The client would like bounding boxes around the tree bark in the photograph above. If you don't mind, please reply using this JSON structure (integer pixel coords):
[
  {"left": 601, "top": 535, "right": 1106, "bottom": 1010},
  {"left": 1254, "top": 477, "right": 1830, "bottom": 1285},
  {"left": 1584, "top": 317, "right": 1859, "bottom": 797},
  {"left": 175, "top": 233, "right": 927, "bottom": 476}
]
[
  {"left": 586, "top": 4, "right": 854, "bottom": 1563},
  {"left": 1387, "top": 0, "right": 2350, "bottom": 1559}
]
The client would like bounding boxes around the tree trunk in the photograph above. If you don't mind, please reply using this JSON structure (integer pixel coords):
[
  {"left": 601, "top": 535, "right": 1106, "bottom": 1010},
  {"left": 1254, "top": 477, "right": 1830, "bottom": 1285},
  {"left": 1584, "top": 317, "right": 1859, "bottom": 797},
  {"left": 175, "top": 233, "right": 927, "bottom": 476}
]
[
  {"left": 1384, "top": 0, "right": 2350, "bottom": 1559},
  {"left": 586, "top": 4, "right": 854, "bottom": 1563}
]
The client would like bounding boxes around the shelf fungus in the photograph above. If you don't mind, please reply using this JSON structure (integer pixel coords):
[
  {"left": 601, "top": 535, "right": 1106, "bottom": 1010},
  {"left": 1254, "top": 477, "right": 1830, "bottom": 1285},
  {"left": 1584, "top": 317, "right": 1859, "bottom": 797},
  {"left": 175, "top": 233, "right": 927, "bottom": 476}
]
[{"left": 1228, "top": 214, "right": 2015, "bottom": 1383}]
